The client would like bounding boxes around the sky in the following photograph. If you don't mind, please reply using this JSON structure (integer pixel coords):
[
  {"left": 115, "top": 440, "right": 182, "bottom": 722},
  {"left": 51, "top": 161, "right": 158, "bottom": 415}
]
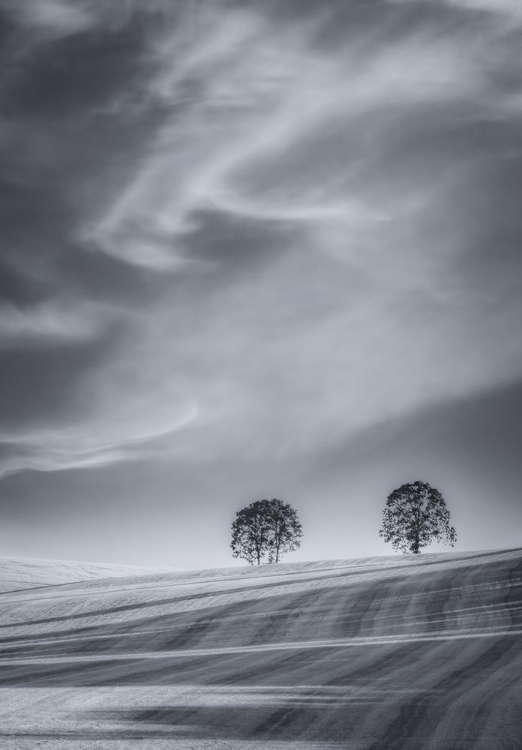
[{"left": 0, "top": 0, "right": 521, "bottom": 568}]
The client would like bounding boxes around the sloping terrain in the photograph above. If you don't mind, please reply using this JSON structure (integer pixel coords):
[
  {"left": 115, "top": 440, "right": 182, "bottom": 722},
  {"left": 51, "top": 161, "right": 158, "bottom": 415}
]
[
  {"left": 0, "top": 557, "right": 173, "bottom": 594},
  {"left": 0, "top": 549, "right": 520, "bottom": 748}
]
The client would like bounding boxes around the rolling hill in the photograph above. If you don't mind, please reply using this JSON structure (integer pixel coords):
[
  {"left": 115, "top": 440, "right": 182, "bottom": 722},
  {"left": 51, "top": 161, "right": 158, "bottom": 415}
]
[
  {"left": 0, "top": 548, "right": 520, "bottom": 748},
  {"left": 0, "top": 556, "right": 174, "bottom": 594}
]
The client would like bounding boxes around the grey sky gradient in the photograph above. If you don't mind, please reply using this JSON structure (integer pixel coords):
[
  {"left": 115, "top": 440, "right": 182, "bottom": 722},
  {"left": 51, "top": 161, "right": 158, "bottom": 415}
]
[{"left": 0, "top": 0, "right": 521, "bottom": 567}]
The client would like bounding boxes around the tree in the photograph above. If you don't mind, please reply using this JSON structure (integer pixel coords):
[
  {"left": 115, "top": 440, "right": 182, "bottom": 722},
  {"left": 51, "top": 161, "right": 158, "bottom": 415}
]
[
  {"left": 379, "top": 481, "right": 456, "bottom": 554},
  {"left": 268, "top": 498, "right": 303, "bottom": 563},
  {"left": 230, "top": 498, "right": 303, "bottom": 565}
]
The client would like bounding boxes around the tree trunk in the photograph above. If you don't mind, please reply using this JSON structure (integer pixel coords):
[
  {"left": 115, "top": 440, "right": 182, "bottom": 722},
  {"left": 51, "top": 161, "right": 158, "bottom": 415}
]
[
  {"left": 274, "top": 520, "right": 281, "bottom": 563},
  {"left": 412, "top": 499, "right": 421, "bottom": 553}
]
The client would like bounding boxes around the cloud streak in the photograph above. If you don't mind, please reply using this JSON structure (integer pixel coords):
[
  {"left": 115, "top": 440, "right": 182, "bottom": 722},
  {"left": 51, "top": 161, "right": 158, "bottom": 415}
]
[{"left": 0, "top": 405, "right": 197, "bottom": 478}]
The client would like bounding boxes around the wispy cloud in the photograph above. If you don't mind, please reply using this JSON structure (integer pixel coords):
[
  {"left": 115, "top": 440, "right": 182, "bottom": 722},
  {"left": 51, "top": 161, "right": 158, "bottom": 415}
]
[
  {"left": 86, "top": 3, "right": 487, "bottom": 269},
  {"left": 396, "top": 0, "right": 522, "bottom": 24},
  {"left": 0, "top": 405, "right": 197, "bottom": 478},
  {"left": 3, "top": 0, "right": 96, "bottom": 37},
  {"left": 0, "top": 299, "right": 117, "bottom": 346}
]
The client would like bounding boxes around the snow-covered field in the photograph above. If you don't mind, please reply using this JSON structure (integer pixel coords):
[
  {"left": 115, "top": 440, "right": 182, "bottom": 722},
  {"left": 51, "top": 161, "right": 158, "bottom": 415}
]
[
  {"left": 0, "top": 557, "right": 174, "bottom": 594},
  {"left": 0, "top": 549, "right": 521, "bottom": 748}
]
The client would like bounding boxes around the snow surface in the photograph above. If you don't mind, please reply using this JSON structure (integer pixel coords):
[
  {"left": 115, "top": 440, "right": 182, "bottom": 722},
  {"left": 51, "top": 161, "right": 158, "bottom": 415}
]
[
  {"left": 0, "top": 556, "right": 174, "bottom": 593},
  {"left": 0, "top": 548, "right": 521, "bottom": 748}
]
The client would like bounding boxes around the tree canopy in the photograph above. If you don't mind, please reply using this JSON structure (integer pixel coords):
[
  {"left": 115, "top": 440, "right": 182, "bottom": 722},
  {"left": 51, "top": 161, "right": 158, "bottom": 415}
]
[
  {"left": 230, "top": 498, "right": 303, "bottom": 565},
  {"left": 379, "top": 480, "right": 457, "bottom": 554}
]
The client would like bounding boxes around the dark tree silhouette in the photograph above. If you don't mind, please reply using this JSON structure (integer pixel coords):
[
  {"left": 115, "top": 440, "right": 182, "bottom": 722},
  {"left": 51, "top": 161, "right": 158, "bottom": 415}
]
[
  {"left": 268, "top": 498, "right": 303, "bottom": 563},
  {"left": 231, "top": 498, "right": 303, "bottom": 565},
  {"left": 379, "top": 481, "right": 457, "bottom": 554}
]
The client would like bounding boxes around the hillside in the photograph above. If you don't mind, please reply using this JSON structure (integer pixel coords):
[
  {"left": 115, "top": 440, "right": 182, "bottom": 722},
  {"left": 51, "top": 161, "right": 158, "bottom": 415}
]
[
  {"left": 0, "top": 556, "right": 173, "bottom": 594},
  {"left": 0, "top": 548, "right": 520, "bottom": 748}
]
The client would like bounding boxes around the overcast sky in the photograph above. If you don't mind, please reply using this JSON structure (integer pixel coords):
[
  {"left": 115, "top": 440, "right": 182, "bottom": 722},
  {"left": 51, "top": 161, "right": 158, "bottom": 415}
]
[{"left": 0, "top": 0, "right": 521, "bottom": 568}]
